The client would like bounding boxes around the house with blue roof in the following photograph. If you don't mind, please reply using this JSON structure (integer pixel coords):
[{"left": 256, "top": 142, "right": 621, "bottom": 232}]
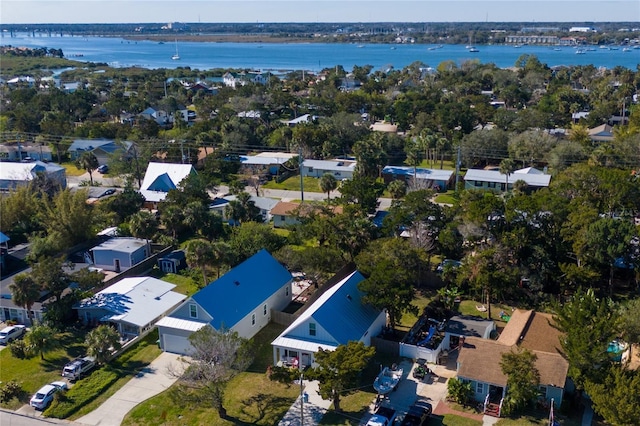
[
  {"left": 271, "top": 270, "right": 386, "bottom": 369},
  {"left": 157, "top": 249, "right": 293, "bottom": 355},
  {"left": 68, "top": 139, "right": 134, "bottom": 166}
]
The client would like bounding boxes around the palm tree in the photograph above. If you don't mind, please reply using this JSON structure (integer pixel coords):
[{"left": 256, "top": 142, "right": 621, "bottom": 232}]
[
  {"left": 186, "top": 239, "right": 214, "bottom": 287},
  {"left": 75, "top": 152, "right": 100, "bottom": 186},
  {"left": 387, "top": 180, "right": 407, "bottom": 200},
  {"left": 129, "top": 210, "right": 157, "bottom": 244},
  {"left": 85, "top": 324, "right": 122, "bottom": 364},
  {"left": 26, "top": 324, "right": 58, "bottom": 360},
  {"left": 9, "top": 273, "right": 41, "bottom": 325},
  {"left": 319, "top": 173, "right": 338, "bottom": 201},
  {"left": 499, "top": 158, "right": 516, "bottom": 193}
]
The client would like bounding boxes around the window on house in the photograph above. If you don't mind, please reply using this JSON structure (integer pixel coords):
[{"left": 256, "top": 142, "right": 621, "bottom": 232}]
[
  {"left": 474, "top": 180, "right": 483, "bottom": 187},
  {"left": 538, "top": 385, "right": 547, "bottom": 397},
  {"left": 252, "top": 313, "right": 256, "bottom": 326},
  {"left": 308, "top": 167, "right": 314, "bottom": 173},
  {"left": 488, "top": 181, "right": 497, "bottom": 188},
  {"left": 263, "top": 304, "right": 267, "bottom": 316},
  {"left": 189, "top": 304, "right": 197, "bottom": 318},
  {"left": 476, "top": 382, "right": 484, "bottom": 394},
  {"left": 309, "top": 323, "right": 316, "bottom": 336},
  {"left": 280, "top": 215, "right": 285, "bottom": 221}
]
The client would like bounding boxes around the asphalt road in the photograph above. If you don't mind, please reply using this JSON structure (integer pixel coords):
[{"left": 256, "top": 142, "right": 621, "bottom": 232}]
[{"left": 68, "top": 173, "right": 394, "bottom": 210}]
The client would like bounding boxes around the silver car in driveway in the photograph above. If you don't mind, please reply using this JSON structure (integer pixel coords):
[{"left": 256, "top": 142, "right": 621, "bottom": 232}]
[{"left": 29, "top": 381, "right": 67, "bottom": 410}]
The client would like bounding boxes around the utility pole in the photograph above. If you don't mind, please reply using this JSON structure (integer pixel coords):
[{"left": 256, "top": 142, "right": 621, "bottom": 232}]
[
  {"left": 300, "top": 373, "right": 304, "bottom": 425},
  {"left": 299, "top": 147, "right": 304, "bottom": 202},
  {"left": 455, "top": 144, "right": 461, "bottom": 192}
]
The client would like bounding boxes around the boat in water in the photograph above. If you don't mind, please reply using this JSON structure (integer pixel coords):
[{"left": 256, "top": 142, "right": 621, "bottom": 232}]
[
  {"left": 373, "top": 365, "right": 403, "bottom": 395},
  {"left": 171, "top": 39, "right": 180, "bottom": 60}
]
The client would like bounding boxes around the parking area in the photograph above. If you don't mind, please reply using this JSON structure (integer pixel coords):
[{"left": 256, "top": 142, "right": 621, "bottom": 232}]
[{"left": 360, "top": 354, "right": 457, "bottom": 425}]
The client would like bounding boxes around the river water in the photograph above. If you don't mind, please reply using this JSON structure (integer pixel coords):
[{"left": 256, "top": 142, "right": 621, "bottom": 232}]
[{"left": 3, "top": 33, "right": 638, "bottom": 71}]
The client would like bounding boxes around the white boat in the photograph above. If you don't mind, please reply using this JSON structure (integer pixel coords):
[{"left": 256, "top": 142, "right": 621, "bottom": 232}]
[
  {"left": 373, "top": 365, "right": 403, "bottom": 395},
  {"left": 171, "top": 39, "right": 180, "bottom": 60},
  {"left": 468, "top": 47, "right": 479, "bottom": 52},
  {"left": 575, "top": 49, "right": 586, "bottom": 55}
]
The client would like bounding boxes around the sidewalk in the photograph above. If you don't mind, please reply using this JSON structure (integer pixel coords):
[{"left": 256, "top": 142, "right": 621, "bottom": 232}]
[
  {"left": 75, "top": 352, "right": 184, "bottom": 426},
  {"left": 278, "top": 380, "right": 332, "bottom": 426}
]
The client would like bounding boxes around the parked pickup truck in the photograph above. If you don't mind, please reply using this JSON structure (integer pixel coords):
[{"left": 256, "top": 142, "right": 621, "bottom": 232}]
[
  {"left": 366, "top": 406, "right": 397, "bottom": 426},
  {"left": 399, "top": 401, "right": 433, "bottom": 426},
  {"left": 62, "top": 356, "right": 96, "bottom": 380}
]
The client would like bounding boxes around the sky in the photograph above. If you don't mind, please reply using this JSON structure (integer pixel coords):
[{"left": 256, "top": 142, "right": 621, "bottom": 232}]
[{"left": 1, "top": 0, "right": 639, "bottom": 24}]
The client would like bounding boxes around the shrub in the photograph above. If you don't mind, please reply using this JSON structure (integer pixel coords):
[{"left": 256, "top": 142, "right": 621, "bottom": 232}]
[
  {"left": 0, "top": 380, "right": 25, "bottom": 403},
  {"left": 447, "top": 377, "right": 474, "bottom": 405},
  {"left": 7, "top": 339, "right": 31, "bottom": 359}
]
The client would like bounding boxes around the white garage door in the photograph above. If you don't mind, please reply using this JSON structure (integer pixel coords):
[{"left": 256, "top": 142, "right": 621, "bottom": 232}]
[{"left": 162, "top": 334, "right": 192, "bottom": 355}]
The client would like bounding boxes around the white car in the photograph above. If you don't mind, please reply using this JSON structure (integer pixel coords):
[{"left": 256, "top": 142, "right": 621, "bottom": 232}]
[
  {"left": 29, "top": 381, "right": 67, "bottom": 410},
  {"left": 0, "top": 325, "right": 26, "bottom": 345}
]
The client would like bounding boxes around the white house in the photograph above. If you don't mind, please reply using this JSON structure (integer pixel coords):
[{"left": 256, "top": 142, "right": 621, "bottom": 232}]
[
  {"left": 464, "top": 167, "right": 551, "bottom": 192},
  {"left": 90, "top": 237, "right": 151, "bottom": 273},
  {"left": 209, "top": 195, "right": 279, "bottom": 223},
  {"left": 0, "top": 161, "right": 67, "bottom": 191},
  {"left": 74, "top": 276, "right": 187, "bottom": 338},
  {"left": 139, "top": 162, "right": 196, "bottom": 206},
  {"left": 271, "top": 270, "right": 386, "bottom": 369},
  {"left": 157, "top": 249, "right": 292, "bottom": 355},
  {"left": 301, "top": 159, "right": 357, "bottom": 180}
]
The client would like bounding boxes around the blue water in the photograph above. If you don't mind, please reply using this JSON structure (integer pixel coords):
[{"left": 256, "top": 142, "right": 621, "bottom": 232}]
[{"left": 2, "top": 33, "right": 639, "bottom": 71}]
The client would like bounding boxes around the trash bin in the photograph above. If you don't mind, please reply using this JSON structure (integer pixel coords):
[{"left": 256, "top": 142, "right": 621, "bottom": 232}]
[{"left": 303, "top": 392, "right": 309, "bottom": 403}]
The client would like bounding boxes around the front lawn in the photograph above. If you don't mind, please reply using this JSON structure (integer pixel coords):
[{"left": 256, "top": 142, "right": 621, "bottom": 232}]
[
  {"left": 263, "top": 176, "right": 322, "bottom": 193},
  {"left": 60, "top": 162, "right": 87, "bottom": 177},
  {"left": 0, "top": 329, "right": 86, "bottom": 410},
  {"left": 123, "top": 323, "right": 299, "bottom": 426},
  {"left": 427, "top": 414, "right": 483, "bottom": 425},
  {"left": 46, "top": 330, "right": 162, "bottom": 419}
]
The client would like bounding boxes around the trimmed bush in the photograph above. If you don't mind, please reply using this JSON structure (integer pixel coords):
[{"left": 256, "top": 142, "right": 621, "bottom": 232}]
[
  {"left": 45, "top": 369, "right": 119, "bottom": 418},
  {"left": 8, "top": 340, "right": 31, "bottom": 359},
  {"left": 0, "top": 380, "right": 25, "bottom": 403}
]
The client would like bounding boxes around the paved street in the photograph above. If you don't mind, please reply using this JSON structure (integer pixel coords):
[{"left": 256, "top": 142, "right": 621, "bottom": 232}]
[{"left": 0, "top": 409, "right": 80, "bottom": 426}]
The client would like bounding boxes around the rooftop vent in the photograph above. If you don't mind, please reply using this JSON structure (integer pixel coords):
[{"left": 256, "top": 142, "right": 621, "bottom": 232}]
[{"left": 234, "top": 280, "right": 240, "bottom": 286}]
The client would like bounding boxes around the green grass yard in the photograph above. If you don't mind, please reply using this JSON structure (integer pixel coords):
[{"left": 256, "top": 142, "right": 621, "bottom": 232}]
[
  {"left": 0, "top": 330, "right": 86, "bottom": 410},
  {"left": 263, "top": 176, "right": 322, "bottom": 193}
]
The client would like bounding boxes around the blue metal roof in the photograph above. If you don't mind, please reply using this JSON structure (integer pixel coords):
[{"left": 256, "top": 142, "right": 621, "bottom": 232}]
[
  {"left": 311, "top": 271, "right": 382, "bottom": 345},
  {"left": 192, "top": 249, "right": 292, "bottom": 330}
]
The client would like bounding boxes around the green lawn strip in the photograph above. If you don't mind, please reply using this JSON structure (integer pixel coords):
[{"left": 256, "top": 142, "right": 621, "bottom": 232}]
[
  {"left": 427, "top": 413, "right": 483, "bottom": 425},
  {"left": 60, "top": 162, "right": 87, "bottom": 177},
  {"left": 0, "top": 55, "right": 86, "bottom": 76},
  {"left": 319, "top": 390, "right": 374, "bottom": 425},
  {"left": 263, "top": 176, "right": 321, "bottom": 192},
  {"left": 457, "top": 300, "right": 512, "bottom": 324},
  {"left": 45, "top": 330, "right": 161, "bottom": 419},
  {"left": 149, "top": 270, "right": 199, "bottom": 296},
  {"left": 434, "top": 193, "right": 458, "bottom": 205},
  {"left": 0, "top": 330, "right": 86, "bottom": 409}
]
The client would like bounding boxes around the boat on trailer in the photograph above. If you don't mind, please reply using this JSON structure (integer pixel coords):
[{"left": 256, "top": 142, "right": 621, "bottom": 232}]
[{"left": 373, "top": 365, "right": 403, "bottom": 395}]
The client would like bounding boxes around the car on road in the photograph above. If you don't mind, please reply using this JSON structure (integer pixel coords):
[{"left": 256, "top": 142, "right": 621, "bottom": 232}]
[
  {"left": 97, "top": 164, "right": 109, "bottom": 174},
  {"left": 29, "top": 381, "right": 67, "bottom": 410},
  {"left": 436, "top": 259, "right": 462, "bottom": 274},
  {"left": 98, "top": 188, "right": 116, "bottom": 198},
  {"left": 0, "top": 325, "right": 26, "bottom": 344}
]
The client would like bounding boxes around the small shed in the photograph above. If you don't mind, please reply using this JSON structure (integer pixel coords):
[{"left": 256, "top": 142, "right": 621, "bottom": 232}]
[
  {"left": 157, "top": 250, "right": 187, "bottom": 274},
  {"left": 91, "top": 237, "right": 151, "bottom": 273}
]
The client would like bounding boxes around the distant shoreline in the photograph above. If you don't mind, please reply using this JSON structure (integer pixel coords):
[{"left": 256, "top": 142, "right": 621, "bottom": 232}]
[{"left": 123, "top": 34, "right": 326, "bottom": 44}]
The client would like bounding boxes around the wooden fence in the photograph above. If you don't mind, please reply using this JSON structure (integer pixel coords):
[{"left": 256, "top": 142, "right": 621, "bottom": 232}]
[{"left": 371, "top": 336, "right": 400, "bottom": 357}]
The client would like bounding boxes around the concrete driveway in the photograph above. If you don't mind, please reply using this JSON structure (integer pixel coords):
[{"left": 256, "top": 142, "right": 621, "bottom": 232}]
[{"left": 76, "top": 352, "right": 185, "bottom": 426}]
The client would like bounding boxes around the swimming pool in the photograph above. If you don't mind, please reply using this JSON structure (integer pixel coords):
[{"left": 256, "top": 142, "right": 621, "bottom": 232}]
[{"left": 607, "top": 340, "right": 628, "bottom": 362}]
